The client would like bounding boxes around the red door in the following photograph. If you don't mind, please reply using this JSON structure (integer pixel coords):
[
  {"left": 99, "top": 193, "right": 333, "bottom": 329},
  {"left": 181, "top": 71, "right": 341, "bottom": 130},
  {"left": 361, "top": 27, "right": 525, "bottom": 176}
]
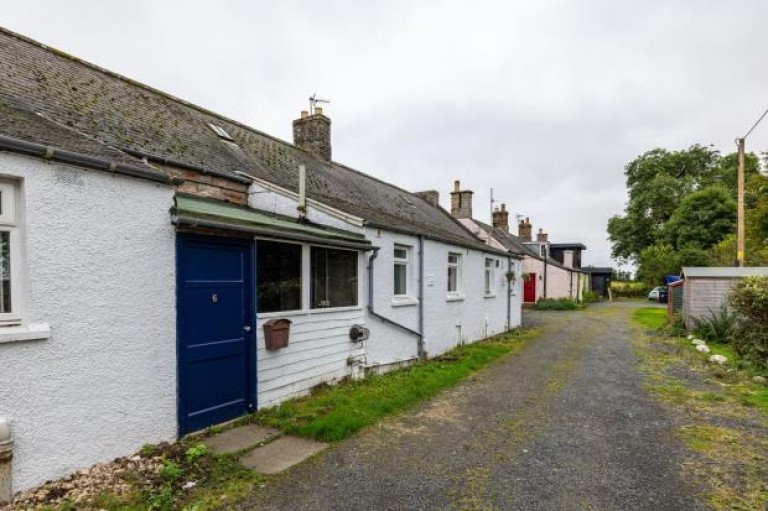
[{"left": 524, "top": 273, "right": 536, "bottom": 303}]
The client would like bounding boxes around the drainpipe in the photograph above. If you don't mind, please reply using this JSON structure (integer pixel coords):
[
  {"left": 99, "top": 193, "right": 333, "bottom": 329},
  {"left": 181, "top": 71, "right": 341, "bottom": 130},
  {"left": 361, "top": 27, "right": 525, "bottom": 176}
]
[
  {"left": 417, "top": 235, "right": 426, "bottom": 359},
  {"left": 0, "top": 419, "right": 13, "bottom": 504},
  {"left": 569, "top": 270, "right": 574, "bottom": 300},
  {"left": 543, "top": 247, "right": 549, "bottom": 299},
  {"left": 367, "top": 249, "right": 425, "bottom": 359},
  {"left": 297, "top": 165, "right": 307, "bottom": 220},
  {"left": 506, "top": 255, "right": 512, "bottom": 330}
]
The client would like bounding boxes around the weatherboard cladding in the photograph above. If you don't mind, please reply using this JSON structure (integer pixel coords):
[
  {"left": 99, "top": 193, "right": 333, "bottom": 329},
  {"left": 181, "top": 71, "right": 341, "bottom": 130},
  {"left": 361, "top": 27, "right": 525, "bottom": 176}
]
[{"left": 0, "top": 27, "right": 500, "bottom": 253}]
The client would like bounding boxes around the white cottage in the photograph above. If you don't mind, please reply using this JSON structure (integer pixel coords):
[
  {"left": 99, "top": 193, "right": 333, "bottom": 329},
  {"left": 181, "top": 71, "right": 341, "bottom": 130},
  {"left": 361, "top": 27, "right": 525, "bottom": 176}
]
[
  {"left": 0, "top": 27, "right": 520, "bottom": 493},
  {"left": 447, "top": 181, "right": 588, "bottom": 304}
]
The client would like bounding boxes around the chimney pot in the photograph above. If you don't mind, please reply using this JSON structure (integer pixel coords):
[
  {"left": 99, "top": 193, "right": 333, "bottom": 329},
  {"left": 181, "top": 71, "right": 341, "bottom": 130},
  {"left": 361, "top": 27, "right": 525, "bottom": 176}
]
[
  {"left": 518, "top": 216, "right": 532, "bottom": 242},
  {"left": 293, "top": 108, "right": 332, "bottom": 161},
  {"left": 492, "top": 201, "right": 510, "bottom": 233},
  {"left": 450, "top": 181, "right": 473, "bottom": 219},
  {"left": 536, "top": 228, "right": 549, "bottom": 243}
]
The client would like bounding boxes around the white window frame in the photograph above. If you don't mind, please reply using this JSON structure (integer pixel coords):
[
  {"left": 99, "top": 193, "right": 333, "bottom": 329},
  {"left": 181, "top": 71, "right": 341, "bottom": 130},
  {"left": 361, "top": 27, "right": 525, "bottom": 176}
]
[
  {"left": 447, "top": 252, "right": 462, "bottom": 298},
  {"left": 484, "top": 258, "right": 495, "bottom": 297},
  {"left": 0, "top": 181, "right": 21, "bottom": 326},
  {"left": 393, "top": 244, "right": 410, "bottom": 297}
]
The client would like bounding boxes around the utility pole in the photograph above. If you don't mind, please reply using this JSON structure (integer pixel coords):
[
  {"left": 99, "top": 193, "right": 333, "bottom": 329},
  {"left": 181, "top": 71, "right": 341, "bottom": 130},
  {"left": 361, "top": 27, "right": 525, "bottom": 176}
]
[
  {"left": 736, "top": 107, "right": 768, "bottom": 267},
  {"left": 736, "top": 137, "right": 745, "bottom": 267}
]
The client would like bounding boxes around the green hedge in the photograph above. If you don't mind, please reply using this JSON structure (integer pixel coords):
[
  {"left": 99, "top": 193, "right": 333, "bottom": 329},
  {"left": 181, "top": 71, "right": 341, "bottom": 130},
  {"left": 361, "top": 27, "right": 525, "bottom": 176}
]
[
  {"left": 610, "top": 281, "right": 652, "bottom": 298},
  {"left": 729, "top": 276, "right": 768, "bottom": 368},
  {"left": 534, "top": 298, "right": 581, "bottom": 310}
]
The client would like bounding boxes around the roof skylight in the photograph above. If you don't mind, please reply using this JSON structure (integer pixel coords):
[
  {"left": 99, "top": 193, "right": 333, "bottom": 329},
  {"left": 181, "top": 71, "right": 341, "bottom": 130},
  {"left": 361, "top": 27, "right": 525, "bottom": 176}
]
[{"left": 207, "top": 123, "right": 234, "bottom": 141}]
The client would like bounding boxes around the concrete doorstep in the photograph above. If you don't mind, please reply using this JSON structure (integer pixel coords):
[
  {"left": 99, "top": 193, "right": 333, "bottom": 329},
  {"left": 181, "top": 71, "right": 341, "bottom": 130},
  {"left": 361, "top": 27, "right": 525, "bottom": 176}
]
[
  {"left": 204, "top": 424, "right": 328, "bottom": 474},
  {"left": 240, "top": 436, "right": 328, "bottom": 474}
]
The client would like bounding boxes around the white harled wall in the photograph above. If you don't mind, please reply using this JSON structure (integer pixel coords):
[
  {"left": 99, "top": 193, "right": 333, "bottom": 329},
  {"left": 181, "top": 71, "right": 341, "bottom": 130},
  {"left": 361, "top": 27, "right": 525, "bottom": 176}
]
[{"left": 0, "top": 153, "right": 177, "bottom": 491}]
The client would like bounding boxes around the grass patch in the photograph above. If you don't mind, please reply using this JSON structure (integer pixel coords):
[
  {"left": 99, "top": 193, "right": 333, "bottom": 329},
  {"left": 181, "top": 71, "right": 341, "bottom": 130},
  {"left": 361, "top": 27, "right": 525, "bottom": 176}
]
[
  {"left": 632, "top": 307, "right": 667, "bottom": 330},
  {"left": 631, "top": 311, "right": 768, "bottom": 510},
  {"left": 253, "top": 328, "right": 539, "bottom": 442}
]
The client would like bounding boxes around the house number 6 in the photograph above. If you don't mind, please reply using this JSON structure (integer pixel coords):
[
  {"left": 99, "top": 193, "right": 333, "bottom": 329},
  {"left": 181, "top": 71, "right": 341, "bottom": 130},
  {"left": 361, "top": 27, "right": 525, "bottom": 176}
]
[{"left": 211, "top": 293, "right": 218, "bottom": 303}]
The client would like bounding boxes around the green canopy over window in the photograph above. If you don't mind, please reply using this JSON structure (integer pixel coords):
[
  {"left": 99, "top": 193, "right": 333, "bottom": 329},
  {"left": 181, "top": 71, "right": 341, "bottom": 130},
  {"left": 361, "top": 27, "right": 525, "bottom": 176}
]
[{"left": 172, "top": 194, "right": 373, "bottom": 251}]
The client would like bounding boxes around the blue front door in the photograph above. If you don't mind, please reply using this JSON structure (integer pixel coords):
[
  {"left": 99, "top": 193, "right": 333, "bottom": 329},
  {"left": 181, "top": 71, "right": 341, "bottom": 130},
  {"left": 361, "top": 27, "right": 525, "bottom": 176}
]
[{"left": 177, "top": 235, "right": 256, "bottom": 435}]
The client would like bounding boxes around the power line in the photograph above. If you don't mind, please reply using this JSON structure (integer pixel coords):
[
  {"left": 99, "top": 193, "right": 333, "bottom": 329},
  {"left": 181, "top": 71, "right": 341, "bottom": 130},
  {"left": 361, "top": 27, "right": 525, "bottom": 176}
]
[{"left": 742, "top": 107, "right": 768, "bottom": 139}]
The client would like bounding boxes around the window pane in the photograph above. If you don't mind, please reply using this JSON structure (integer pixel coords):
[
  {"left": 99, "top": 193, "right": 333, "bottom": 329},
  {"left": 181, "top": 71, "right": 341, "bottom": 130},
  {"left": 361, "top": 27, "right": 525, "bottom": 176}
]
[
  {"left": 394, "top": 247, "right": 407, "bottom": 260},
  {"left": 0, "top": 231, "right": 10, "bottom": 313},
  {"left": 485, "top": 269, "right": 491, "bottom": 293},
  {"left": 394, "top": 263, "right": 407, "bottom": 295},
  {"left": 311, "top": 247, "right": 358, "bottom": 308},
  {"left": 448, "top": 254, "right": 458, "bottom": 264},
  {"left": 257, "top": 240, "right": 302, "bottom": 313},
  {"left": 448, "top": 266, "right": 458, "bottom": 292}
]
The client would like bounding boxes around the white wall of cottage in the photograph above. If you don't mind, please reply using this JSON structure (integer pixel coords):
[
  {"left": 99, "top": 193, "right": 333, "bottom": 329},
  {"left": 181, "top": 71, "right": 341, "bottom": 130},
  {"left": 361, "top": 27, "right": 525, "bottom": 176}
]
[{"left": 0, "top": 153, "right": 177, "bottom": 491}]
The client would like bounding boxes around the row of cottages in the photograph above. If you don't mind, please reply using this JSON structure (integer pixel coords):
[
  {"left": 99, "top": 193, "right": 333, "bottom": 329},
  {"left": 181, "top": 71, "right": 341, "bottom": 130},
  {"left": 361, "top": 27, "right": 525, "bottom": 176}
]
[
  {"left": 0, "top": 28, "right": 524, "bottom": 492},
  {"left": 446, "top": 180, "right": 590, "bottom": 304}
]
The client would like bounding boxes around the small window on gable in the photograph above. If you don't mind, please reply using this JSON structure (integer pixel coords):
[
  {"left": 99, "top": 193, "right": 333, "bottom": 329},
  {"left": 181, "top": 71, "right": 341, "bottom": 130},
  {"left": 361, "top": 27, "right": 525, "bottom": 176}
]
[
  {"left": 394, "top": 245, "right": 409, "bottom": 296},
  {"left": 484, "top": 258, "right": 494, "bottom": 296},
  {"left": 207, "top": 123, "right": 234, "bottom": 141},
  {"left": 0, "top": 181, "right": 20, "bottom": 324},
  {"left": 447, "top": 253, "right": 461, "bottom": 294}
]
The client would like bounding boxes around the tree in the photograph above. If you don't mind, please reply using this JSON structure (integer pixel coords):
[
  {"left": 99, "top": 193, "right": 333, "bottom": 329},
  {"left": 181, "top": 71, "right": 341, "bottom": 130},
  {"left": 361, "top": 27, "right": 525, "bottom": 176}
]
[
  {"left": 661, "top": 186, "right": 736, "bottom": 250},
  {"left": 636, "top": 243, "right": 709, "bottom": 286},
  {"left": 608, "top": 145, "right": 721, "bottom": 261}
]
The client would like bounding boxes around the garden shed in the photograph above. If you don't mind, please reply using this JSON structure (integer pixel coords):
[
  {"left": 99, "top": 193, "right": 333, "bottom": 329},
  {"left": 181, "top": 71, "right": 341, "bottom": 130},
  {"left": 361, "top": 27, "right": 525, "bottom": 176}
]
[{"left": 680, "top": 266, "right": 768, "bottom": 329}]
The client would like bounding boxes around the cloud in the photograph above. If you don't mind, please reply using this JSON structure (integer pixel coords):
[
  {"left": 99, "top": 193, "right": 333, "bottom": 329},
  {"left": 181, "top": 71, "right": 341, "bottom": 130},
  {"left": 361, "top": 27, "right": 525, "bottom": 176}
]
[{"left": 4, "top": 0, "right": 768, "bottom": 266}]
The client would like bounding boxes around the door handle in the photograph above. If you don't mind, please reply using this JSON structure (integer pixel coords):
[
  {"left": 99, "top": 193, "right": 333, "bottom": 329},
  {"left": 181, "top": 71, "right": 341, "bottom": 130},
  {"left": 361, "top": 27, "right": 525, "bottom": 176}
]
[{"left": 243, "top": 326, "right": 252, "bottom": 333}]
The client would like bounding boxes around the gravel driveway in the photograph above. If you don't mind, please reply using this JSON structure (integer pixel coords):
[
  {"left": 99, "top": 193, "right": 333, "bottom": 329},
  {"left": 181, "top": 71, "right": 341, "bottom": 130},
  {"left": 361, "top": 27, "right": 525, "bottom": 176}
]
[{"left": 237, "top": 302, "right": 703, "bottom": 510}]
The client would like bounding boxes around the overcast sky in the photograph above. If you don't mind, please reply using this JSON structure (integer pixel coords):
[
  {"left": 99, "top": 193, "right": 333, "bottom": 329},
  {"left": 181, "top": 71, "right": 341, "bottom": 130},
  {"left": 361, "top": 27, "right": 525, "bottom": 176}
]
[{"left": 4, "top": 1, "right": 767, "bottom": 267}]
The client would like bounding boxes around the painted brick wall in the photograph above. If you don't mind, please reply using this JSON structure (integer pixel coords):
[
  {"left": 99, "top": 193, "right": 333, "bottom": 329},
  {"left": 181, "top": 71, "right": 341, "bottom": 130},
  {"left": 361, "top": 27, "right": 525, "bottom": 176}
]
[{"left": 0, "top": 153, "right": 177, "bottom": 491}]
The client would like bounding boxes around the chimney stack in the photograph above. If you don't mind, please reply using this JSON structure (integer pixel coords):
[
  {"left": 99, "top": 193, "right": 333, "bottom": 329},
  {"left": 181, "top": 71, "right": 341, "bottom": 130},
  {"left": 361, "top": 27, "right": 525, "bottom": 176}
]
[
  {"left": 536, "top": 228, "right": 549, "bottom": 243},
  {"left": 293, "top": 109, "right": 332, "bottom": 161},
  {"left": 492, "top": 203, "right": 509, "bottom": 233},
  {"left": 415, "top": 190, "right": 440, "bottom": 207},
  {"left": 518, "top": 217, "right": 532, "bottom": 241},
  {"left": 450, "top": 180, "right": 474, "bottom": 219}
]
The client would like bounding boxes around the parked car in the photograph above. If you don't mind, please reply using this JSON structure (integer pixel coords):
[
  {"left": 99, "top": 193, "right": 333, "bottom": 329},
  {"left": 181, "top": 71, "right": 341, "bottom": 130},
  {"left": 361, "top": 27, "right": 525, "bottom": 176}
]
[{"left": 648, "top": 286, "right": 667, "bottom": 302}]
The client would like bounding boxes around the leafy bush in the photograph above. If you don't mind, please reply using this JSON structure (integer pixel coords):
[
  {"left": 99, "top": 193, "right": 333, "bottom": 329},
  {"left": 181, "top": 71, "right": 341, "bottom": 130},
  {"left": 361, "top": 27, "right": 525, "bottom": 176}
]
[
  {"left": 534, "top": 298, "right": 581, "bottom": 310},
  {"left": 610, "top": 281, "right": 652, "bottom": 298},
  {"left": 729, "top": 277, "right": 768, "bottom": 368},
  {"left": 692, "top": 306, "right": 735, "bottom": 344},
  {"left": 582, "top": 291, "right": 600, "bottom": 303}
]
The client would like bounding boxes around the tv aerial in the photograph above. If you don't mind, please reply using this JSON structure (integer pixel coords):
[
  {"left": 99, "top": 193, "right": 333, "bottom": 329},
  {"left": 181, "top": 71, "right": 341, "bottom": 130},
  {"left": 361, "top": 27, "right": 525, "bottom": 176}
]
[{"left": 309, "top": 93, "right": 330, "bottom": 114}]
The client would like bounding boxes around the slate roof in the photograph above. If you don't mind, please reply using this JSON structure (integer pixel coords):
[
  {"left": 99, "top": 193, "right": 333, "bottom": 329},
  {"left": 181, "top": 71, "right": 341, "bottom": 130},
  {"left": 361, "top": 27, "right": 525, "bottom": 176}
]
[
  {"left": 473, "top": 220, "right": 588, "bottom": 272},
  {"left": 0, "top": 27, "right": 501, "bottom": 254}
]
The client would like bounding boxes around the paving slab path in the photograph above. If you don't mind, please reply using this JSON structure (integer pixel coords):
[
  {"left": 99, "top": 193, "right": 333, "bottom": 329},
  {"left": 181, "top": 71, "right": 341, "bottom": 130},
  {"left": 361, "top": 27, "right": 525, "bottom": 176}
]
[{"left": 237, "top": 302, "right": 703, "bottom": 510}]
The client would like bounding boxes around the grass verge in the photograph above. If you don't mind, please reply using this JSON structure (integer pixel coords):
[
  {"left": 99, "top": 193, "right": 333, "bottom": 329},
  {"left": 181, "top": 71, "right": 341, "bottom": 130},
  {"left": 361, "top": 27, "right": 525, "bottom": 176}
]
[
  {"left": 630, "top": 307, "right": 768, "bottom": 510},
  {"left": 632, "top": 307, "right": 667, "bottom": 329},
  {"left": 251, "top": 327, "right": 540, "bottom": 442}
]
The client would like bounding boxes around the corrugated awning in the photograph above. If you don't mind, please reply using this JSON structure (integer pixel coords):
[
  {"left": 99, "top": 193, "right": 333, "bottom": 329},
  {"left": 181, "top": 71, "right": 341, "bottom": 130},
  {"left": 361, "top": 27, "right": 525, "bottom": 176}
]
[{"left": 172, "top": 195, "right": 374, "bottom": 251}]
